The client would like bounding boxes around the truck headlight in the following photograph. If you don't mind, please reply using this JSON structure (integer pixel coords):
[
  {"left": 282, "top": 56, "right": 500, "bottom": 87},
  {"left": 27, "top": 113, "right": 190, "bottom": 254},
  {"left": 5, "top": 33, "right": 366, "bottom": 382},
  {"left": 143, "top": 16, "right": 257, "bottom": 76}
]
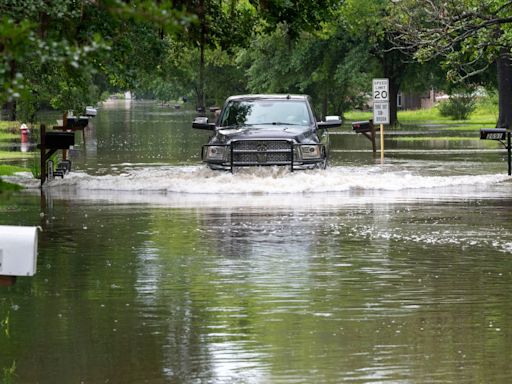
[
  {"left": 204, "top": 145, "right": 227, "bottom": 161},
  {"left": 299, "top": 145, "right": 322, "bottom": 159}
]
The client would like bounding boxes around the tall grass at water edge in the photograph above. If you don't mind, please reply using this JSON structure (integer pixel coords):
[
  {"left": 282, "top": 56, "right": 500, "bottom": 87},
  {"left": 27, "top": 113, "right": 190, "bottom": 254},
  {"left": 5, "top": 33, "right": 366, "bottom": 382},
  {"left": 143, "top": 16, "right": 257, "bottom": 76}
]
[
  {"left": 345, "top": 99, "right": 498, "bottom": 129},
  {"left": 0, "top": 165, "right": 26, "bottom": 192},
  {"left": 0, "top": 121, "right": 20, "bottom": 141}
]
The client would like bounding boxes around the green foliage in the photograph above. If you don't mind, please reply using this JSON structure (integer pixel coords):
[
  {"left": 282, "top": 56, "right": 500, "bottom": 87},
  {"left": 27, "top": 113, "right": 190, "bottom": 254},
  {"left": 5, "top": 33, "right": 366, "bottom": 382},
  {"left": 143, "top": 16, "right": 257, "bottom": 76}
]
[
  {"left": 0, "top": 121, "right": 19, "bottom": 130},
  {"left": 253, "top": 0, "right": 340, "bottom": 39},
  {"left": 0, "top": 131, "right": 17, "bottom": 141},
  {"left": 1, "top": 361, "right": 16, "bottom": 384},
  {"left": 0, "top": 1, "right": 193, "bottom": 117},
  {"left": 438, "top": 88, "right": 478, "bottom": 120},
  {"left": 341, "top": 0, "right": 388, "bottom": 40},
  {"left": 390, "top": 0, "right": 512, "bottom": 80},
  {"left": 475, "top": 88, "right": 499, "bottom": 121},
  {"left": 133, "top": 0, "right": 258, "bottom": 107},
  {"left": 240, "top": 21, "right": 372, "bottom": 117},
  {"left": 0, "top": 164, "right": 28, "bottom": 176},
  {"left": 4, "top": 0, "right": 488, "bottom": 126},
  {"left": 0, "top": 151, "right": 32, "bottom": 160},
  {"left": 0, "top": 16, "right": 34, "bottom": 102},
  {"left": 29, "top": 151, "right": 48, "bottom": 179},
  {"left": 0, "top": 0, "right": 110, "bottom": 111}
]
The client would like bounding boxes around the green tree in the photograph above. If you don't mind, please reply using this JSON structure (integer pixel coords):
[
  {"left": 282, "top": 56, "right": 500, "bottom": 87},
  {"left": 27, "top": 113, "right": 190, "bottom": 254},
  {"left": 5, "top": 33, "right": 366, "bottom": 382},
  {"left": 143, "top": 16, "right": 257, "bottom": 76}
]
[
  {"left": 241, "top": 21, "right": 372, "bottom": 117},
  {"left": 391, "top": 0, "right": 512, "bottom": 128},
  {"left": 0, "top": 1, "right": 190, "bottom": 120},
  {"left": 342, "top": 0, "right": 427, "bottom": 126},
  {"left": 170, "top": 0, "right": 257, "bottom": 111},
  {"left": 251, "top": 0, "right": 339, "bottom": 39}
]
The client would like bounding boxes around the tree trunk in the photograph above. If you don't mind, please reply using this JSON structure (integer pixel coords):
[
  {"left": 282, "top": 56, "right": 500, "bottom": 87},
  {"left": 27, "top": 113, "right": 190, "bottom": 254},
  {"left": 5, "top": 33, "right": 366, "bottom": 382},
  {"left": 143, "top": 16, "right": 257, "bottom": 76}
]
[
  {"left": 388, "top": 77, "right": 399, "bottom": 126},
  {"left": 4, "top": 60, "right": 18, "bottom": 121},
  {"left": 496, "top": 50, "right": 512, "bottom": 128},
  {"left": 322, "top": 92, "right": 328, "bottom": 119},
  {"left": 198, "top": 39, "right": 205, "bottom": 112},
  {"left": 381, "top": 47, "right": 406, "bottom": 127},
  {"left": 5, "top": 100, "right": 16, "bottom": 121},
  {"left": 197, "top": 0, "right": 206, "bottom": 113}
]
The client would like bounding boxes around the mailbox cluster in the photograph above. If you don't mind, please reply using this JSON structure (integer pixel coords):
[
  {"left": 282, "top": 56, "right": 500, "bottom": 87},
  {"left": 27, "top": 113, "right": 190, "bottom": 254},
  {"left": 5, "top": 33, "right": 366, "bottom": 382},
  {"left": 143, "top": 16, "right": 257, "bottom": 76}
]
[
  {"left": 38, "top": 107, "right": 96, "bottom": 186},
  {"left": 38, "top": 127, "right": 76, "bottom": 185}
]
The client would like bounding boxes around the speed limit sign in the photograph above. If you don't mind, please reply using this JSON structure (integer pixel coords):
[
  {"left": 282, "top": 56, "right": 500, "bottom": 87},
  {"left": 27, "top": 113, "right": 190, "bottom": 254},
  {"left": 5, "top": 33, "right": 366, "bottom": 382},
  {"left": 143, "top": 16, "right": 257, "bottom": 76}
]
[
  {"left": 372, "top": 78, "right": 389, "bottom": 159},
  {"left": 372, "top": 78, "right": 389, "bottom": 102}
]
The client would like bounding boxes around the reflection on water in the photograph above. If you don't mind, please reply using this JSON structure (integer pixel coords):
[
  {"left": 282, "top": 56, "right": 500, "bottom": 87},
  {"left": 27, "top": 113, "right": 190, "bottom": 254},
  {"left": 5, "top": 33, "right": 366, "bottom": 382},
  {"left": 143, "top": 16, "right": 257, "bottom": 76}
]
[{"left": 1, "top": 101, "right": 512, "bottom": 383}]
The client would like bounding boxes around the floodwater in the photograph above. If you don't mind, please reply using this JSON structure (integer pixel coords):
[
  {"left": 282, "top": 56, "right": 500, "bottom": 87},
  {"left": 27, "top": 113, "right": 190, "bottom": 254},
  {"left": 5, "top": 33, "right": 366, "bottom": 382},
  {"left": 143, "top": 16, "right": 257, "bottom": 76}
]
[{"left": 2, "top": 100, "right": 512, "bottom": 383}]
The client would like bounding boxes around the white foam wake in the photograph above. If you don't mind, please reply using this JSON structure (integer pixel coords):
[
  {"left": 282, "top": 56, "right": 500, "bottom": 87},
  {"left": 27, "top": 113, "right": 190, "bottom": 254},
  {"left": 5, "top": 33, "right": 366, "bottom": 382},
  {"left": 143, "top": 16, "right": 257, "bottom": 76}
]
[{"left": 6, "top": 165, "right": 510, "bottom": 195}]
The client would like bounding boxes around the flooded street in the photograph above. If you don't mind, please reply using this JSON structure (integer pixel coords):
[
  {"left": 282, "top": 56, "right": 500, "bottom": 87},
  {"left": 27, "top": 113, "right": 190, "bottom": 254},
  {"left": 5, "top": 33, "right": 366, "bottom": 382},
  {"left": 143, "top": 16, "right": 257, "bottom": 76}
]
[{"left": 2, "top": 101, "right": 512, "bottom": 383}]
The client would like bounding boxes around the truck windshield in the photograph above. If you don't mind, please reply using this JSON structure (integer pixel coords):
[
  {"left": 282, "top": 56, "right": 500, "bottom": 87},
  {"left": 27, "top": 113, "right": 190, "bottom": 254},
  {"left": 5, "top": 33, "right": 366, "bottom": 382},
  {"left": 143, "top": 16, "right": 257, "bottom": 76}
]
[{"left": 220, "top": 100, "right": 311, "bottom": 127}]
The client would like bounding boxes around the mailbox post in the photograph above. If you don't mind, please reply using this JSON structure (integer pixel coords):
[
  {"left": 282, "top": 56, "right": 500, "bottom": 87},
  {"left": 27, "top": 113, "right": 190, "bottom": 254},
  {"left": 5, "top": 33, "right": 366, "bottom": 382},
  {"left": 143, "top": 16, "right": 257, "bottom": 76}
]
[
  {"left": 39, "top": 124, "right": 75, "bottom": 186},
  {"left": 480, "top": 128, "right": 511, "bottom": 175},
  {"left": 352, "top": 120, "right": 376, "bottom": 153}
]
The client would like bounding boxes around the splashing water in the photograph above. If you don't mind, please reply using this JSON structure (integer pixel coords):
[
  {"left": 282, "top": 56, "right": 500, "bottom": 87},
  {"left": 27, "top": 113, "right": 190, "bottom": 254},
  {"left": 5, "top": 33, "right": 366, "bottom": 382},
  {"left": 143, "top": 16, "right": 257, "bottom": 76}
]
[{"left": 6, "top": 164, "right": 509, "bottom": 196}]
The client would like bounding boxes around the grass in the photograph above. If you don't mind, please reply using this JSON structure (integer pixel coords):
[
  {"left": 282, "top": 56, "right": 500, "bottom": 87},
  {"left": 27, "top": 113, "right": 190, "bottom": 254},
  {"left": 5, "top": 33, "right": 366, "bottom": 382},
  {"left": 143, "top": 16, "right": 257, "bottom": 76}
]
[
  {"left": 0, "top": 120, "right": 35, "bottom": 160},
  {"left": 0, "top": 121, "right": 32, "bottom": 191},
  {"left": 345, "top": 100, "right": 498, "bottom": 129},
  {"left": 0, "top": 165, "right": 27, "bottom": 192},
  {"left": 0, "top": 121, "right": 19, "bottom": 130},
  {"left": 0, "top": 121, "right": 20, "bottom": 141},
  {"left": 0, "top": 151, "right": 33, "bottom": 160},
  {"left": 393, "top": 136, "right": 480, "bottom": 142},
  {"left": 0, "top": 164, "right": 29, "bottom": 176},
  {"left": 0, "top": 132, "right": 18, "bottom": 141}
]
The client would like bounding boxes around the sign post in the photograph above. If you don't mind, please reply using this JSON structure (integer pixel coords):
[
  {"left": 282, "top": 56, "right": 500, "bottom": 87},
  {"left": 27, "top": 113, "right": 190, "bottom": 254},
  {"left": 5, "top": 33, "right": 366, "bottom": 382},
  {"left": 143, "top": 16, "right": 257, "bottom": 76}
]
[{"left": 372, "top": 79, "right": 389, "bottom": 160}]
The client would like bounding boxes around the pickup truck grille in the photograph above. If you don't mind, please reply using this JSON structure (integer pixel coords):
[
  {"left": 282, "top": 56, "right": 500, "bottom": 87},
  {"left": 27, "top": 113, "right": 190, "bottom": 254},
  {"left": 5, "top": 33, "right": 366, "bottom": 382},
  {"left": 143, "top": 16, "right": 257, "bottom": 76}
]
[{"left": 231, "top": 140, "right": 294, "bottom": 170}]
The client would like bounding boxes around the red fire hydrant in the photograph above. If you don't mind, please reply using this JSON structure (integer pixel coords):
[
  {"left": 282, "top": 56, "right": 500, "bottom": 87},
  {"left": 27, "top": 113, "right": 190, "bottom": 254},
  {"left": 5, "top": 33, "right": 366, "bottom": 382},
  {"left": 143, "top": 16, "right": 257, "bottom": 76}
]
[{"left": 20, "top": 123, "right": 29, "bottom": 143}]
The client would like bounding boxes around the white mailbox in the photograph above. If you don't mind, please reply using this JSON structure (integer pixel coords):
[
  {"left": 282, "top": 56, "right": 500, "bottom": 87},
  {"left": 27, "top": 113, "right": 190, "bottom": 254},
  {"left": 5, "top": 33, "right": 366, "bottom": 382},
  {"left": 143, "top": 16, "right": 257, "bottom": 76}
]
[{"left": 0, "top": 225, "right": 38, "bottom": 276}]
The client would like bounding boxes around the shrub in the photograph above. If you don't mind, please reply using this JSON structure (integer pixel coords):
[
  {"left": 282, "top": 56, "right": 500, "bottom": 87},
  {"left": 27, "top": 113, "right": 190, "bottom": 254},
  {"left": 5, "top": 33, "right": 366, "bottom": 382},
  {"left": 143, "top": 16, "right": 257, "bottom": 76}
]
[{"left": 438, "top": 89, "right": 477, "bottom": 120}]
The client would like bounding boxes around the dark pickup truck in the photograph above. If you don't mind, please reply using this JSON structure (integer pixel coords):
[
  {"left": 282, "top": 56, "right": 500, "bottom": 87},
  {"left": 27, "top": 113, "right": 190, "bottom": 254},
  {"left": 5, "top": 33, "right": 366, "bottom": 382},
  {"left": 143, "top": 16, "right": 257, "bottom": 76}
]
[{"left": 193, "top": 94, "right": 342, "bottom": 171}]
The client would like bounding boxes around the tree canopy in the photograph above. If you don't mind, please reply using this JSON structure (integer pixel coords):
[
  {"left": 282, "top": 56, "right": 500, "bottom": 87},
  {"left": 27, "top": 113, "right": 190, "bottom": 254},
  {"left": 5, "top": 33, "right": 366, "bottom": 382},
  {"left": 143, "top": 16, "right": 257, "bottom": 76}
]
[
  {"left": 0, "top": 0, "right": 191, "bottom": 120},
  {"left": 390, "top": 0, "right": 512, "bottom": 127},
  {"left": 1, "top": 0, "right": 512, "bottom": 126}
]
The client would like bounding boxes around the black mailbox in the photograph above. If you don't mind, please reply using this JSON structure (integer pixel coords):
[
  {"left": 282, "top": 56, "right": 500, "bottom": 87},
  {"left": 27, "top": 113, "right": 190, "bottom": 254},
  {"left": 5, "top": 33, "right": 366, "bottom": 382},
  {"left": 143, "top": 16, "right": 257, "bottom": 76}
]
[
  {"left": 45, "top": 131, "right": 75, "bottom": 149},
  {"left": 480, "top": 128, "right": 507, "bottom": 140},
  {"left": 352, "top": 120, "right": 373, "bottom": 133},
  {"left": 66, "top": 117, "right": 89, "bottom": 130}
]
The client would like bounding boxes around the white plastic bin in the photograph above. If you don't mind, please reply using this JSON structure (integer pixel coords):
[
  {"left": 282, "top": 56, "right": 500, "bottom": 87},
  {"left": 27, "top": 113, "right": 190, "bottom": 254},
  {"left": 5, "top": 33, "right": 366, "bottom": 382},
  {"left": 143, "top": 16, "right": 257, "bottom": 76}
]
[{"left": 0, "top": 225, "right": 38, "bottom": 276}]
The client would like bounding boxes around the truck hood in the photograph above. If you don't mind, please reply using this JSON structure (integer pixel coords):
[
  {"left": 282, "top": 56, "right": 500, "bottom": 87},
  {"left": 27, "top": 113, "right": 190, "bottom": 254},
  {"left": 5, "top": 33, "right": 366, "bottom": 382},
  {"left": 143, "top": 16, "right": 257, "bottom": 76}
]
[{"left": 214, "top": 125, "right": 318, "bottom": 144}]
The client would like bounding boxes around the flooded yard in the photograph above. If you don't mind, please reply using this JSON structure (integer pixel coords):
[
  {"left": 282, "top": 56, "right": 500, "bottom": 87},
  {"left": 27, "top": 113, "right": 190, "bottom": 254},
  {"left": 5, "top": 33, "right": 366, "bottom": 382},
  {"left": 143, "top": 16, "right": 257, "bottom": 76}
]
[{"left": 1, "top": 101, "right": 512, "bottom": 383}]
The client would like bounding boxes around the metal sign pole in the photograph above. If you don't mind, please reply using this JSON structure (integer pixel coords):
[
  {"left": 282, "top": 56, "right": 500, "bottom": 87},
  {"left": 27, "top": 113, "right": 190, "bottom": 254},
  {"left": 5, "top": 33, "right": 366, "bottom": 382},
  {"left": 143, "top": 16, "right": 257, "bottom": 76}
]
[
  {"left": 380, "top": 123, "right": 384, "bottom": 160},
  {"left": 40, "top": 124, "right": 46, "bottom": 188}
]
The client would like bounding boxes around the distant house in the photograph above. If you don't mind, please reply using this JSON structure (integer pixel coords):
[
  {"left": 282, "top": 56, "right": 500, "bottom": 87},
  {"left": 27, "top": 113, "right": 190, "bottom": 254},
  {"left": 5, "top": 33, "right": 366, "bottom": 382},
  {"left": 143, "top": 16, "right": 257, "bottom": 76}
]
[
  {"left": 397, "top": 89, "right": 447, "bottom": 110},
  {"left": 366, "top": 89, "right": 447, "bottom": 111}
]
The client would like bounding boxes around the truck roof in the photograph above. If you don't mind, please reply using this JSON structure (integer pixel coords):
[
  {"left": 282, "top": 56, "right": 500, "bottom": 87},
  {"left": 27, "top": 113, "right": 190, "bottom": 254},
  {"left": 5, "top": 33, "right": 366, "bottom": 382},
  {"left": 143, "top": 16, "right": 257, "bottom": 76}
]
[{"left": 225, "top": 94, "right": 309, "bottom": 102}]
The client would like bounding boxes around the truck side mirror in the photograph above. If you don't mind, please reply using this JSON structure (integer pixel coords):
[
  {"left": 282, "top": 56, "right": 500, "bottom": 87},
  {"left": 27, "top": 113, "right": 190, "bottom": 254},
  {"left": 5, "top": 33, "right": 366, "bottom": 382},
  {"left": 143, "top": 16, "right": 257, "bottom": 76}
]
[
  {"left": 318, "top": 115, "right": 342, "bottom": 129},
  {"left": 192, "top": 117, "right": 216, "bottom": 130}
]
